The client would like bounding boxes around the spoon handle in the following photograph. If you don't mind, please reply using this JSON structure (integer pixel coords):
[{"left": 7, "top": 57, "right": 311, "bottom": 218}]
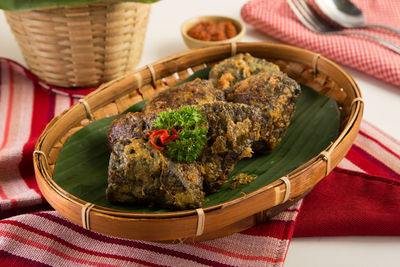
[
  {"left": 365, "top": 24, "right": 400, "bottom": 36},
  {"left": 333, "top": 31, "right": 400, "bottom": 55}
]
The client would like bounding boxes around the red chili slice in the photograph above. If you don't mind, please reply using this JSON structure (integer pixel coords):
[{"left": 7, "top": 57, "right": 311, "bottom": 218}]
[
  {"left": 158, "top": 130, "right": 170, "bottom": 145},
  {"left": 150, "top": 130, "right": 167, "bottom": 150},
  {"left": 149, "top": 129, "right": 180, "bottom": 150}
]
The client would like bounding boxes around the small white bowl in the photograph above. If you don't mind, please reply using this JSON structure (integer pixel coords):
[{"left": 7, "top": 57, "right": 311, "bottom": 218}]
[{"left": 181, "top": 15, "right": 246, "bottom": 49}]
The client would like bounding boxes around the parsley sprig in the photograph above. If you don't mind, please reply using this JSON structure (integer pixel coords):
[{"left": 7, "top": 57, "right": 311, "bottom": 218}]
[{"left": 153, "top": 106, "right": 208, "bottom": 163}]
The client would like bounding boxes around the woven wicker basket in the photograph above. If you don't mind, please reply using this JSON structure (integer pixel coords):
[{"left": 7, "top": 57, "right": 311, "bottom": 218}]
[
  {"left": 4, "top": 2, "right": 150, "bottom": 88},
  {"left": 33, "top": 42, "right": 363, "bottom": 243}
]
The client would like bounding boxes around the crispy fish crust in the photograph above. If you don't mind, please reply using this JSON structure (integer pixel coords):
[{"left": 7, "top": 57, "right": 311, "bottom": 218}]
[
  {"left": 106, "top": 102, "right": 267, "bottom": 208},
  {"left": 107, "top": 138, "right": 204, "bottom": 210},
  {"left": 143, "top": 78, "right": 224, "bottom": 114},
  {"left": 107, "top": 54, "right": 302, "bottom": 210},
  {"left": 209, "top": 53, "right": 280, "bottom": 89},
  {"left": 225, "top": 71, "right": 301, "bottom": 152},
  {"left": 197, "top": 102, "right": 262, "bottom": 193},
  {"left": 108, "top": 112, "right": 155, "bottom": 149}
]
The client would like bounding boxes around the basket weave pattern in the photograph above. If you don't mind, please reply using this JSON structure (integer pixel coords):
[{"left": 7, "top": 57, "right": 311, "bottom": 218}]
[
  {"left": 5, "top": 2, "right": 150, "bottom": 88},
  {"left": 33, "top": 43, "right": 363, "bottom": 242}
]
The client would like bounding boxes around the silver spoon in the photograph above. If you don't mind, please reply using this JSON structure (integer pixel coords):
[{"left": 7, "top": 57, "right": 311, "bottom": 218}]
[
  {"left": 286, "top": 0, "right": 400, "bottom": 55},
  {"left": 314, "top": 0, "right": 400, "bottom": 35}
]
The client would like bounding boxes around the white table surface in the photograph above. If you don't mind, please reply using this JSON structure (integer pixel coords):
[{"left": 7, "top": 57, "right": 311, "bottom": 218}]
[{"left": 1, "top": 0, "right": 399, "bottom": 266}]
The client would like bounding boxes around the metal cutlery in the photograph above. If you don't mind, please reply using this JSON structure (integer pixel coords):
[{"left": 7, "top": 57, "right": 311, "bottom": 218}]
[
  {"left": 314, "top": 0, "right": 400, "bottom": 36},
  {"left": 286, "top": 0, "right": 400, "bottom": 55}
]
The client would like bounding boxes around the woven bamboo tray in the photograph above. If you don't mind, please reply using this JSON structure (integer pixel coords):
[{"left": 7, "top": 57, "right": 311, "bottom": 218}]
[
  {"left": 33, "top": 42, "right": 363, "bottom": 243},
  {"left": 4, "top": 2, "right": 150, "bottom": 88}
]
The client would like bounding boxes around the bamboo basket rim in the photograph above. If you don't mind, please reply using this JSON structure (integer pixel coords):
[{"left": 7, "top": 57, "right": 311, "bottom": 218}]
[{"left": 33, "top": 42, "right": 363, "bottom": 240}]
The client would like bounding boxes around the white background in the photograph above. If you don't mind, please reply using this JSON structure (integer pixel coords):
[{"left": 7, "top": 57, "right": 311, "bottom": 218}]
[{"left": 1, "top": 0, "right": 399, "bottom": 266}]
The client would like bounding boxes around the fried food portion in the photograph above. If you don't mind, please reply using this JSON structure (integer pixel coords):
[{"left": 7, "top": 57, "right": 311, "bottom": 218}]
[
  {"left": 225, "top": 71, "right": 301, "bottom": 152},
  {"left": 107, "top": 101, "right": 268, "bottom": 208},
  {"left": 209, "top": 53, "right": 280, "bottom": 89},
  {"left": 143, "top": 78, "right": 224, "bottom": 114},
  {"left": 197, "top": 102, "right": 263, "bottom": 193},
  {"left": 107, "top": 138, "right": 205, "bottom": 210},
  {"left": 108, "top": 112, "right": 156, "bottom": 149},
  {"left": 107, "top": 54, "right": 302, "bottom": 210}
]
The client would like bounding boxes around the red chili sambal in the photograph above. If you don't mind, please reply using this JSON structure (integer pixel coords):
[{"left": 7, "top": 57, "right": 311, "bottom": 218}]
[{"left": 187, "top": 20, "right": 237, "bottom": 41}]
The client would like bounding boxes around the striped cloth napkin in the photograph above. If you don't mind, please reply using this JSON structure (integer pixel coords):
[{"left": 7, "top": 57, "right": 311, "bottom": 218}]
[
  {"left": 241, "top": 0, "right": 400, "bottom": 87},
  {"left": 1, "top": 57, "right": 399, "bottom": 266},
  {"left": 294, "top": 121, "right": 400, "bottom": 237}
]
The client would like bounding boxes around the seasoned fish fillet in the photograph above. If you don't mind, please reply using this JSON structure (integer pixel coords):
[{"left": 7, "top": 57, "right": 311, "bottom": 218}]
[
  {"left": 108, "top": 112, "right": 155, "bottom": 149},
  {"left": 107, "top": 102, "right": 268, "bottom": 207},
  {"left": 197, "top": 102, "right": 263, "bottom": 193},
  {"left": 225, "top": 71, "right": 301, "bottom": 152},
  {"left": 107, "top": 138, "right": 204, "bottom": 210},
  {"left": 107, "top": 54, "right": 302, "bottom": 210},
  {"left": 209, "top": 53, "right": 280, "bottom": 89},
  {"left": 143, "top": 78, "right": 224, "bottom": 114}
]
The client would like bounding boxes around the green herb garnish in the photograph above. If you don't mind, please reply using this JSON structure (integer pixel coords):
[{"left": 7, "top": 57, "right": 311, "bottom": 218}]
[{"left": 153, "top": 106, "right": 208, "bottom": 163}]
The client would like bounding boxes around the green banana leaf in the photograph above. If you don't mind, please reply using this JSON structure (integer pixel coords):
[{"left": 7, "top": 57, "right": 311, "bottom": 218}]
[
  {"left": 0, "top": 0, "right": 158, "bottom": 11},
  {"left": 53, "top": 67, "right": 340, "bottom": 213}
]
